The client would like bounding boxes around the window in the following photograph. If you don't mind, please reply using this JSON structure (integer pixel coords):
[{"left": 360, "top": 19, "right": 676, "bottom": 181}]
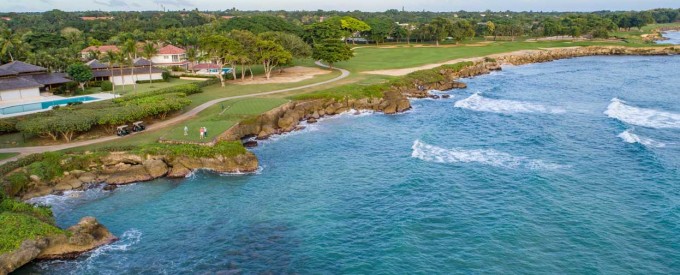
[{"left": 164, "top": 56, "right": 169, "bottom": 59}]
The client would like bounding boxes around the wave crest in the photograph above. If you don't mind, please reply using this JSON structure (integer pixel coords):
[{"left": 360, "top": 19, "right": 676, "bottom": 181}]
[
  {"left": 605, "top": 98, "right": 680, "bottom": 129},
  {"left": 411, "top": 140, "right": 565, "bottom": 170},
  {"left": 617, "top": 129, "right": 666, "bottom": 148},
  {"left": 453, "top": 93, "right": 565, "bottom": 114}
]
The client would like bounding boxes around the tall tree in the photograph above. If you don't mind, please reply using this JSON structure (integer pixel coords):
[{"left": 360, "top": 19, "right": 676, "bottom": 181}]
[
  {"left": 340, "top": 16, "right": 371, "bottom": 44},
  {"left": 121, "top": 39, "right": 137, "bottom": 90},
  {"left": 141, "top": 42, "right": 158, "bottom": 83},
  {"left": 254, "top": 40, "right": 292, "bottom": 80},
  {"left": 0, "top": 28, "right": 25, "bottom": 62},
  {"left": 66, "top": 63, "right": 93, "bottom": 91},
  {"left": 312, "top": 39, "right": 353, "bottom": 69},
  {"left": 428, "top": 17, "right": 453, "bottom": 46}
]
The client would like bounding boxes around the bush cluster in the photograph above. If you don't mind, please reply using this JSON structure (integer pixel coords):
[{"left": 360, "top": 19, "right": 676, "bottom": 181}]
[
  {"left": 135, "top": 141, "right": 247, "bottom": 158},
  {"left": 135, "top": 79, "right": 167, "bottom": 84},
  {"left": 101, "top": 81, "right": 113, "bottom": 92},
  {"left": 113, "top": 83, "right": 202, "bottom": 103}
]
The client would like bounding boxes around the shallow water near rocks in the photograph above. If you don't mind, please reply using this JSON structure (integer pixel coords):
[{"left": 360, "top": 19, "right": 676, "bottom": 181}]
[
  {"left": 18, "top": 56, "right": 680, "bottom": 274},
  {"left": 658, "top": 30, "right": 680, "bottom": 44}
]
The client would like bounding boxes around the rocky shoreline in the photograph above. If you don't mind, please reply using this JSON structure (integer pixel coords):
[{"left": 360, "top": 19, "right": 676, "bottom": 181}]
[{"left": 0, "top": 217, "right": 116, "bottom": 275}]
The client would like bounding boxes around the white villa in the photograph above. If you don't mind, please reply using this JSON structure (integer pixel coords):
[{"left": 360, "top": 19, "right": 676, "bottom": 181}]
[{"left": 151, "top": 45, "right": 188, "bottom": 69}]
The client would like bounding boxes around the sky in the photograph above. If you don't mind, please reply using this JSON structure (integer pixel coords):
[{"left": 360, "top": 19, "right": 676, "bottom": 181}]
[{"left": 2, "top": 0, "right": 680, "bottom": 13}]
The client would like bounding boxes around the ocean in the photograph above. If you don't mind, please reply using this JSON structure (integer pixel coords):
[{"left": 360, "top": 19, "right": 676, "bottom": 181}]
[{"left": 19, "top": 55, "right": 680, "bottom": 274}]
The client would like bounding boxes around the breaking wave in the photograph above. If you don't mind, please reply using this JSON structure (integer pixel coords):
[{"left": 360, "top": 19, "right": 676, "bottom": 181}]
[
  {"left": 454, "top": 93, "right": 565, "bottom": 114},
  {"left": 411, "top": 140, "right": 566, "bottom": 170},
  {"left": 605, "top": 98, "right": 680, "bottom": 129},
  {"left": 618, "top": 129, "right": 666, "bottom": 148}
]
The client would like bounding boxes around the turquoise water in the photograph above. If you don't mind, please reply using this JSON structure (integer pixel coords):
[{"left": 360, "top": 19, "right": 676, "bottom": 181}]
[
  {"left": 20, "top": 56, "right": 680, "bottom": 274},
  {"left": 659, "top": 31, "right": 680, "bottom": 44},
  {"left": 0, "top": 96, "right": 98, "bottom": 115}
]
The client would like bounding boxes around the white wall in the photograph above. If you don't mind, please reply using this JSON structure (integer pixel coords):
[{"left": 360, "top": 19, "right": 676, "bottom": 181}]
[
  {"left": 111, "top": 73, "right": 162, "bottom": 86},
  {"left": 0, "top": 88, "right": 40, "bottom": 101},
  {"left": 151, "top": 54, "right": 185, "bottom": 65}
]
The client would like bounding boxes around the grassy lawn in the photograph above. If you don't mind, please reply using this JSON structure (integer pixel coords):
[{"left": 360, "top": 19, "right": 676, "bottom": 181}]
[
  {"left": 336, "top": 40, "right": 650, "bottom": 72},
  {"left": 0, "top": 153, "right": 19, "bottom": 161},
  {"left": 161, "top": 98, "right": 288, "bottom": 142},
  {"left": 82, "top": 78, "right": 199, "bottom": 95}
]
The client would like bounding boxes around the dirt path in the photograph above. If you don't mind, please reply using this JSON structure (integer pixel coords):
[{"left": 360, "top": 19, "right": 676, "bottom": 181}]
[{"left": 0, "top": 62, "right": 349, "bottom": 164}]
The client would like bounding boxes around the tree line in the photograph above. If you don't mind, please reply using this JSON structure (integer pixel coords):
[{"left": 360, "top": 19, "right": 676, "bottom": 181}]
[{"left": 1, "top": 8, "right": 678, "bottom": 70}]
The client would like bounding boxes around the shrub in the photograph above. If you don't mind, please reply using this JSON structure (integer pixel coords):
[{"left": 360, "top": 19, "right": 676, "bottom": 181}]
[
  {"left": 196, "top": 78, "right": 221, "bottom": 88},
  {"left": 4, "top": 172, "right": 29, "bottom": 197},
  {"left": 101, "top": 81, "right": 113, "bottom": 92},
  {"left": 0, "top": 195, "right": 55, "bottom": 224},
  {"left": 136, "top": 79, "right": 167, "bottom": 84},
  {"left": 0, "top": 212, "right": 64, "bottom": 254},
  {"left": 88, "top": 80, "right": 103, "bottom": 87},
  {"left": 0, "top": 153, "right": 45, "bottom": 176},
  {"left": 0, "top": 117, "right": 19, "bottom": 133},
  {"left": 162, "top": 71, "right": 171, "bottom": 81},
  {"left": 54, "top": 81, "right": 79, "bottom": 95},
  {"left": 16, "top": 110, "right": 99, "bottom": 142},
  {"left": 113, "top": 83, "right": 201, "bottom": 103},
  {"left": 25, "top": 153, "right": 65, "bottom": 182}
]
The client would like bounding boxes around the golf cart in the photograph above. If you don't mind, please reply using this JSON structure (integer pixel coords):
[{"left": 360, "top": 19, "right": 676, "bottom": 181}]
[
  {"left": 132, "top": 121, "right": 146, "bottom": 132},
  {"left": 116, "top": 125, "right": 130, "bottom": 136}
]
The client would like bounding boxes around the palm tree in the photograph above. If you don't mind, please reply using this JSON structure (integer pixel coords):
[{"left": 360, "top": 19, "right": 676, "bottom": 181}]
[
  {"left": 121, "top": 39, "right": 137, "bottom": 90},
  {"left": 0, "top": 28, "right": 24, "bottom": 62},
  {"left": 102, "top": 50, "right": 117, "bottom": 93},
  {"left": 141, "top": 43, "right": 158, "bottom": 83}
]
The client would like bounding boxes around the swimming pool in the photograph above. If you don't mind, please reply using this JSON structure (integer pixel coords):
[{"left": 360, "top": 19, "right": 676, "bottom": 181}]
[{"left": 0, "top": 96, "right": 99, "bottom": 115}]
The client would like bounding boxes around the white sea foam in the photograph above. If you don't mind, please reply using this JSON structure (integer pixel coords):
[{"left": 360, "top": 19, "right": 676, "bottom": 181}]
[
  {"left": 453, "top": 93, "right": 565, "bottom": 114},
  {"left": 617, "top": 129, "right": 666, "bottom": 148},
  {"left": 411, "top": 140, "right": 566, "bottom": 170},
  {"left": 605, "top": 98, "right": 680, "bottom": 129}
]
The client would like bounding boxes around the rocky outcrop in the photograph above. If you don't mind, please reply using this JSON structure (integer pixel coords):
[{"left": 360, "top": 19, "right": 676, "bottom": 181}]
[
  {"left": 20, "top": 151, "right": 259, "bottom": 200},
  {"left": 493, "top": 46, "right": 680, "bottom": 66},
  {"left": 218, "top": 95, "right": 410, "bottom": 141},
  {"left": 0, "top": 217, "right": 116, "bottom": 275}
]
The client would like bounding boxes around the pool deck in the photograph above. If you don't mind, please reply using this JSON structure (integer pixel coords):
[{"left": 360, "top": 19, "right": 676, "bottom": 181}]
[{"left": 0, "top": 93, "right": 116, "bottom": 118}]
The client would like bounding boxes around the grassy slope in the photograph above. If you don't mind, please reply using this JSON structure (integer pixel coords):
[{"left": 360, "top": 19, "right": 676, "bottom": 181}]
[
  {"left": 85, "top": 78, "right": 198, "bottom": 95},
  {"left": 0, "top": 197, "right": 63, "bottom": 254},
  {"left": 161, "top": 97, "right": 288, "bottom": 142}
]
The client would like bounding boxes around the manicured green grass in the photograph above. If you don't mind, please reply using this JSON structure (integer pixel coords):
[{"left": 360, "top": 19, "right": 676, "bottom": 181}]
[
  {"left": 0, "top": 212, "right": 64, "bottom": 254},
  {"left": 161, "top": 97, "right": 288, "bottom": 142},
  {"left": 337, "top": 40, "right": 644, "bottom": 72}
]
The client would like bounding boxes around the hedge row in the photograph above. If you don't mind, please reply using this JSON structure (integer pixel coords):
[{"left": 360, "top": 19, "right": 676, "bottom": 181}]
[{"left": 113, "top": 83, "right": 202, "bottom": 103}]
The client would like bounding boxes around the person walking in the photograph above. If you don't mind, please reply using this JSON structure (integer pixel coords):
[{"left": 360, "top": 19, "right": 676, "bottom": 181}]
[{"left": 184, "top": 126, "right": 188, "bottom": 136}]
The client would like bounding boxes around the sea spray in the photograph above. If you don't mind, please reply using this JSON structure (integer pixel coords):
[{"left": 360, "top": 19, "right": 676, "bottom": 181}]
[
  {"left": 605, "top": 98, "right": 680, "bottom": 129},
  {"left": 618, "top": 129, "right": 666, "bottom": 148},
  {"left": 411, "top": 140, "right": 566, "bottom": 170},
  {"left": 454, "top": 93, "right": 565, "bottom": 114}
]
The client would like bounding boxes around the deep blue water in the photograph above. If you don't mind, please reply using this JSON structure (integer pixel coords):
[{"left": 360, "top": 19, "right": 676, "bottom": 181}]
[
  {"left": 19, "top": 56, "right": 680, "bottom": 274},
  {"left": 658, "top": 31, "right": 680, "bottom": 44}
]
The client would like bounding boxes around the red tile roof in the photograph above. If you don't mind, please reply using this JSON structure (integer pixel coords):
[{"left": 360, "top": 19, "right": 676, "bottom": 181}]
[
  {"left": 81, "top": 45, "right": 119, "bottom": 53},
  {"left": 158, "top": 45, "right": 186, "bottom": 55}
]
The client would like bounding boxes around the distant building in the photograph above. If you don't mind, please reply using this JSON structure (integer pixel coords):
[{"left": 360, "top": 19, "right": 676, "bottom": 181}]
[
  {"left": 80, "top": 16, "right": 114, "bottom": 21},
  {"left": 0, "top": 61, "right": 71, "bottom": 101},
  {"left": 151, "top": 45, "right": 188, "bottom": 69},
  {"left": 221, "top": 15, "right": 235, "bottom": 20},
  {"left": 191, "top": 63, "right": 221, "bottom": 75},
  {"left": 81, "top": 45, "right": 120, "bottom": 59},
  {"left": 87, "top": 59, "right": 163, "bottom": 86},
  {"left": 1, "top": 17, "right": 11, "bottom": 21}
]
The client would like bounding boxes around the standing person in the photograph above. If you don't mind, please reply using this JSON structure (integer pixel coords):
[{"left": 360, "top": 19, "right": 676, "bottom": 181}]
[
  {"left": 204, "top": 127, "right": 208, "bottom": 138},
  {"left": 199, "top": 127, "right": 204, "bottom": 139},
  {"left": 184, "top": 126, "right": 188, "bottom": 136}
]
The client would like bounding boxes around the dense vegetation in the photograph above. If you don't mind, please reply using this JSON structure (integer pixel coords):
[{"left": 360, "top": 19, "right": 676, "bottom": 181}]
[
  {"left": 0, "top": 194, "right": 64, "bottom": 254},
  {"left": 2, "top": 8, "right": 677, "bottom": 70}
]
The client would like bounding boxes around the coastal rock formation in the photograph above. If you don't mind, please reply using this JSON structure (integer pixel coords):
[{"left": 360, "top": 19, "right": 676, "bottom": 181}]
[
  {"left": 493, "top": 46, "right": 680, "bottom": 66},
  {"left": 18, "top": 151, "right": 259, "bottom": 200},
  {"left": 0, "top": 217, "right": 116, "bottom": 275},
  {"left": 218, "top": 94, "right": 410, "bottom": 141}
]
